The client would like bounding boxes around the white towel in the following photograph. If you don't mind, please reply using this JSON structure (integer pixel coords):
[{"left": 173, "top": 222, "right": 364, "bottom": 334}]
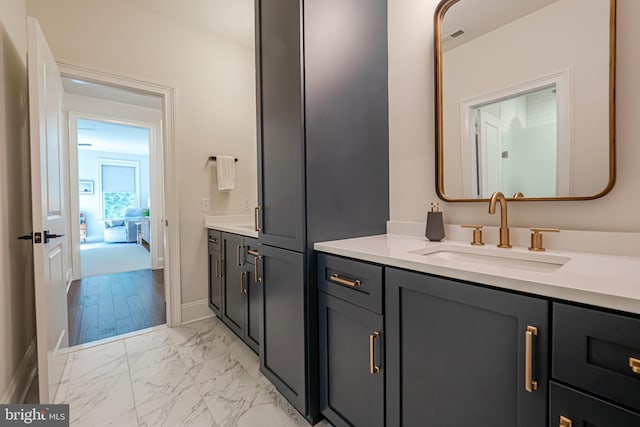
[{"left": 216, "top": 155, "right": 236, "bottom": 191}]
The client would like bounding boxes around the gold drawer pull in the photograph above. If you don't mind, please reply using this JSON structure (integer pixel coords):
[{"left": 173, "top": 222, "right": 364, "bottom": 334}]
[
  {"left": 329, "top": 273, "right": 360, "bottom": 288},
  {"left": 369, "top": 331, "right": 381, "bottom": 375},
  {"left": 559, "top": 416, "right": 572, "bottom": 427},
  {"left": 630, "top": 357, "right": 640, "bottom": 374},
  {"left": 240, "top": 271, "right": 246, "bottom": 295},
  {"left": 254, "top": 206, "right": 262, "bottom": 232},
  {"left": 525, "top": 325, "right": 538, "bottom": 392},
  {"left": 255, "top": 256, "right": 262, "bottom": 284},
  {"left": 215, "top": 259, "right": 221, "bottom": 278}
]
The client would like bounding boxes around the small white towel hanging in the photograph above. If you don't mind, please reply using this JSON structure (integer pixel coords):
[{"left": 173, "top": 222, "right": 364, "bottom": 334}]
[{"left": 216, "top": 155, "right": 236, "bottom": 191}]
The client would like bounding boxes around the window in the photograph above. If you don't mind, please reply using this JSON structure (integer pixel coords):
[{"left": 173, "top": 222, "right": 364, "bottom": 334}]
[{"left": 99, "top": 159, "right": 139, "bottom": 219}]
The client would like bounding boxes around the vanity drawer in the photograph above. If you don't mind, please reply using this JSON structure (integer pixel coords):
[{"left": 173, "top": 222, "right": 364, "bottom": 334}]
[
  {"left": 552, "top": 303, "right": 640, "bottom": 412},
  {"left": 550, "top": 381, "right": 640, "bottom": 427},
  {"left": 208, "top": 229, "right": 222, "bottom": 251},
  {"left": 317, "top": 253, "right": 383, "bottom": 314}
]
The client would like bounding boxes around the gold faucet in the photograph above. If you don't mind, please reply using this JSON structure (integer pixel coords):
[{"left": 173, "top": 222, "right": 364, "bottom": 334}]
[{"left": 488, "top": 191, "right": 512, "bottom": 248}]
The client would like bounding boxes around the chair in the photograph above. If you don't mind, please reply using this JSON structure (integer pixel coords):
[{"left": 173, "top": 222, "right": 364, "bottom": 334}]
[{"left": 103, "top": 207, "right": 145, "bottom": 243}]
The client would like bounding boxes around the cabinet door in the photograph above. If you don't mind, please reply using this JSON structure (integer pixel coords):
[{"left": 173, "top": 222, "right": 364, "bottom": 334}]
[
  {"left": 386, "top": 268, "right": 549, "bottom": 427},
  {"left": 550, "top": 381, "right": 640, "bottom": 427},
  {"left": 319, "top": 292, "right": 384, "bottom": 427},
  {"left": 222, "top": 233, "right": 245, "bottom": 337},
  {"left": 255, "top": 0, "right": 305, "bottom": 252},
  {"left": 208, "top": 247, "right": 223, "bottom": 316},
  {"left": 244, "top": 261, "right": 261, "bottom": 354},
  {"left": 258, "top": 244, "right": 306, "bottom": 414}
]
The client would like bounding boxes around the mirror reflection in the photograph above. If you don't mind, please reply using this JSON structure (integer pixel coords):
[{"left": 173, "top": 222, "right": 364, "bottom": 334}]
[{"left": 436, "top": 0, "right": 615, "bottom": 200}]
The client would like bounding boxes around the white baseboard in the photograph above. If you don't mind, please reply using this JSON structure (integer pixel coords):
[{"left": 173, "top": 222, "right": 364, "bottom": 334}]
[
  {"left": 181, "top": 299, "right": 214, "bottom": 325},
  {"left": 0, "top": 339, "right": 38, "bottom": 404}
]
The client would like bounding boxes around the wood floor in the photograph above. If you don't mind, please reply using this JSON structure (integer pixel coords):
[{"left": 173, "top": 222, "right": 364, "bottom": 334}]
[{"left": 68, "top": 269, "right": 165, "bottom": 346}]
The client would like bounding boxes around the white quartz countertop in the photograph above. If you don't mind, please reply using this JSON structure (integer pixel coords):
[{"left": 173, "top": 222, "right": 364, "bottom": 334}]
[
  {"left": 314, "top": 234, "right": 640, "bottom": 315},
  {"left": 204, "top": 215, "right": 258, "bottom": 238}
]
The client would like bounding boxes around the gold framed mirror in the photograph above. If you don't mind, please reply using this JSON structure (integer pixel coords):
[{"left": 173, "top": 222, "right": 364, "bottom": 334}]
[{"left": 434, "top": 0, "right": 616, "bottom": 201}]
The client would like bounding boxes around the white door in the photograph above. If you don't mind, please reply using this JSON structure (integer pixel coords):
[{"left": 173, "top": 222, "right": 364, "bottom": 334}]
[
  {"left": 477, "top": 109, "right": 502, "bottom": 197},
  {"left": 27, "top": 17, "right": 69, "bottom": 404}
]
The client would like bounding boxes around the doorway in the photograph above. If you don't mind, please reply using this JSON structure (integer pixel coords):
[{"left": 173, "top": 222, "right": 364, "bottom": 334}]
[{"left": 62, "top": 76, "right": 169, "bottom": 345}]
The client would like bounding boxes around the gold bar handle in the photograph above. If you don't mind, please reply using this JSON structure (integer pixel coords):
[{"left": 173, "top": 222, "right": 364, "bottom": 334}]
[
  {"left": 240, "top": 271, "right": 246, "bottom": 295},
  {"left": 254, "top": 206, "right": 262, "bottom": 232},
  {"left": 329, "top": 273, "right": 361, "bottom": 288},
  {"left": 237, "top": 245, "right": 243, "bottom": 266},
  {"left": 559, "top": 416, "right": 572, "bottom": 427},
  {"left": 369, "top": 331, "right": 380, "bottom": 375},
  {"left": 525, "top": 325, "right": 538, "bottom": 392},
  {"left": 254, "top": 256, "right": 262, "bottom": 284},
  {"left": 630, "top": 357, "right": 640, "bottom": 374},
  {"left": 215, "top": 259, "right": 220, "bottom": 278}
]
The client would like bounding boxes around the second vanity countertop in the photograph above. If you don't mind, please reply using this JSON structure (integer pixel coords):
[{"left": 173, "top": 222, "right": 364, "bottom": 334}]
[
  {"left": 204, "top": 215, "right": 258, "bottom": 238},
  {"left": 314, "top": 234, "right": 640, "bottom": 315}
]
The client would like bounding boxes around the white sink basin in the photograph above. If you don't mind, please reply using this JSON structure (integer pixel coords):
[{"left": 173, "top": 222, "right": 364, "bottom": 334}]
[{"left": 409, "top": 244, "right": 570, "bottom": 273}]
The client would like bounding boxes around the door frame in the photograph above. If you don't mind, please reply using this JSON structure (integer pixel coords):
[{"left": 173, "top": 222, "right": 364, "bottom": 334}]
[
  {"left": 59, "top": 62, "right": 182, "bottom": 326},
  {"left": 68, "top": 111, "right": 162, "bottom": 273},
  {"left": 459, "top": 69, "right": 572, "bottom": 198}
]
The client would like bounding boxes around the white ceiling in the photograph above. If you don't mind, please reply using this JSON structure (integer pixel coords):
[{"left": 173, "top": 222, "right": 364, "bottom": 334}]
[
  {"left": 442, "top": 0, "right": 559, "bottom": 51},
  {"left": 77, "top": 118, "right": 150, "bottom": 156},
  {"left": 124, "top": 0, "right": 255, "bottom": 48}
]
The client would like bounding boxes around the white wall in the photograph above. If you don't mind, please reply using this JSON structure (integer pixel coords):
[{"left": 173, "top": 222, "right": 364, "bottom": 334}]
[
  {"left": 0, "top": 0, "right": 36, "bottom": 401},
  {"left": 442, "top": 0, "right": 609, "bottom": 197},
  {"left": 78, "top": 150, "right": 150, "bottom": 242},
  {"left": 389, "top": 0, "right": 640, "bottom": 233},
  {"left": 27, "top": 0, "right": 258, "bottom": 303}
]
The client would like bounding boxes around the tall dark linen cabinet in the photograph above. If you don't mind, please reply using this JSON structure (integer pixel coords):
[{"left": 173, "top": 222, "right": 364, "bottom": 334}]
[{"left": 254, "top": 0, "right": 389, "bottom": 422}]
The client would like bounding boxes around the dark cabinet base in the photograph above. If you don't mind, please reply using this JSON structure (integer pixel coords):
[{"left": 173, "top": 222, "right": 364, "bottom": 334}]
[
  {"left": 550, "top": 381, "right": 640, "bottom": 426},
  {"left": 319, "top": 292, "right": 384, "bottom": 427}
]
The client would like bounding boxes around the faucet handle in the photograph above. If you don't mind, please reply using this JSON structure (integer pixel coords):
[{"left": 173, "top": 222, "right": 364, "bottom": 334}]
[
  {"left": 461, "top": 224, "right": 484, "bottom": 246},
  {"left": 529, "top": 228, "right": 560, "bottom": 252}
]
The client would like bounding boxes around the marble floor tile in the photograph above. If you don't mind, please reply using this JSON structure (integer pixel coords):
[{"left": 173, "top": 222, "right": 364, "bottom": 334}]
[
  {"left": 135, "top": 384, "right": 215, "bottom": 427},
  {"left": 58, "top": 318, "right": 323, "bottom": 427},
  {"left": 66, "top": 368, "right": 135, "bottom": 426},
  {"left": 170, "top": 318, "right": 238, "bottom": 372}
]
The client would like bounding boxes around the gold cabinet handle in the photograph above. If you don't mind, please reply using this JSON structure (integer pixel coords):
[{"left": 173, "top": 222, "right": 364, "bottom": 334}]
[
  {"left": 237, "top": 244, "right": 244, "bottom": 266},
  {"left": 240, "top": 271, "right": 246, "bottom": 295},
  {"left": 369, "top": 331, "right": 381, "bottom": 375},
  {"left": 559, "top": 416, "right": 572, "bottom": 427},
  {"left": 329, "top": 273, "right": 361, "bottom": 288},
  {"left": 525, "top": 325, "right": 538, "bottom": 392},
  {"left": 254, "top": 206, "right": 262, "bottom": 232},
  {"left": 215, "top": 259, "right": 221, "bottom": 278},
  {"left": 630, "top": 357, "right": 640, "bottom": 374},
  {"left": 254, "top": 256, "right": 262, "bottom": 284}
]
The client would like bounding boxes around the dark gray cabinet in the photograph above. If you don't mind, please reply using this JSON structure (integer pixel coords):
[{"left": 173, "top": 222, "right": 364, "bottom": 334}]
[
  {"left": 319, "top": 293, "right": 384, "bottom": 427},
  {"left": 207, "top": 230, "right": 223, "bottom": 316},
  {"left": 550, "top": 381, "right": 640, "bottom": 427},
  {"left": 317, "top": 253, "right": 385, "bottom": 427},
  {"left": 255, "top": 0, "right": 389, "bottom": 421},
  {"left": 215, "top": 232, "right": 261, "bottom": 354},
  {"left": 257, "top": 244, "right": 306, "bottom": 413},
  {"left": 222, "top": 233, "right": 245, "bottom": 337},
  {"left": 385, "top": 267, "right": 549, "bottom": 427},
  {"left": 551, "top": 303, "right": 640, "bottom": 424}
]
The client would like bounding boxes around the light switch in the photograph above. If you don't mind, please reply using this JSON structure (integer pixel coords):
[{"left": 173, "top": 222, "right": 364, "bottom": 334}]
[{"left": 201, "top": 199, "right": 210, "bottom": 212}]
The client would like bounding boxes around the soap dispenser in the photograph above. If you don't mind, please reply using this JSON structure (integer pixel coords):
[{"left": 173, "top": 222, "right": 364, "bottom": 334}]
[{"left": 425, "top": 202, "right": 445, "bottom": 242}]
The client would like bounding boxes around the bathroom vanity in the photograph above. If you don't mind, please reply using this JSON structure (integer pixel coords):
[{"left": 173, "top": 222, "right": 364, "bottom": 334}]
[{"left": 314, "top": 230, "right": 640, "bottom": 427}]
